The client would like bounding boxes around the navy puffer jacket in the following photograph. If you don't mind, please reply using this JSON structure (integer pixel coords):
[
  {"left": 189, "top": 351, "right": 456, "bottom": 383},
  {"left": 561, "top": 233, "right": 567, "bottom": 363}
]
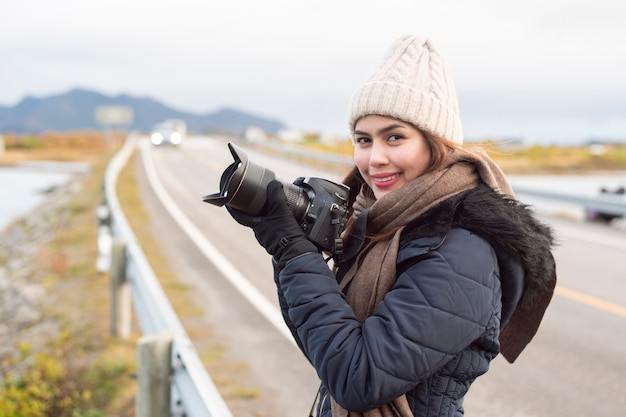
[{"left": 273, "top": 185, "right": 554, "bottom": 416}]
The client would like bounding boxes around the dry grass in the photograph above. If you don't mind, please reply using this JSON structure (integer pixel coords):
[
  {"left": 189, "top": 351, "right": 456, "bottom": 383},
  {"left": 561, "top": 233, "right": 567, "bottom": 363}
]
[{"left": 0, "top": 131, "right": 122, "bottom": 165}]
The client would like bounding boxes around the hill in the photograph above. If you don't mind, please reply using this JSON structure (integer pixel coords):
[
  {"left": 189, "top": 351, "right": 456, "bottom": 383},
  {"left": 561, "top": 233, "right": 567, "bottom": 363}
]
[{"left": 0, "top": 88, "right": 286, "bottom": 134}]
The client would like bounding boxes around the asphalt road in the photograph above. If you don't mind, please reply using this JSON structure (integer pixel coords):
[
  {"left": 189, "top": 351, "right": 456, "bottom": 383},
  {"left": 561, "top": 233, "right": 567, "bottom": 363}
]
[{"left": 136, "top": 136, "right": 626, "bottom": 417}]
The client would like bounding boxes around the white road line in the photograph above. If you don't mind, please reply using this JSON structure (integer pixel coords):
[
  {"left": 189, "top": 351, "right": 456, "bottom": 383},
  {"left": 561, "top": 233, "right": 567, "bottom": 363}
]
[{"left": 139, "top": 140, "right": 297, "bottom": 346}]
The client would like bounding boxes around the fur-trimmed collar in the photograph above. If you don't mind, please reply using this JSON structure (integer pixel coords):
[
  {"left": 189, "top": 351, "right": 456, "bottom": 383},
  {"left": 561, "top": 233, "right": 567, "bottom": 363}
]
[{"left": 401, "top": 183, "right": 556, "bottom": 328}]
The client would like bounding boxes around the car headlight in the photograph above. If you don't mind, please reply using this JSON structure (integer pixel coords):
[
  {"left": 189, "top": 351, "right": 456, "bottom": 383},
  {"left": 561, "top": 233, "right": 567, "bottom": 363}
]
[
  {"left": 151, "top": 132, "right": 163, "bottom": 145},
  {"left": 170, "top": 132, "right": 182, "bottom": 144}
]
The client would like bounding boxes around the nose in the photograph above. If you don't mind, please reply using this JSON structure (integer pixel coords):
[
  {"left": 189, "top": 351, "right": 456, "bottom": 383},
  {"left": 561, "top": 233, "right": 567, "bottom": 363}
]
[{"left": 369, "top": 141, "right": 388, "bottom": 167}]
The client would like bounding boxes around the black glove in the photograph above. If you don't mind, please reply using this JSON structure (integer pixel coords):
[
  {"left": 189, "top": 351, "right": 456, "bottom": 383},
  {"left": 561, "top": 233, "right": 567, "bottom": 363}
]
[{"left": 227, "top": 180, "right": 318, "bottom": 267}]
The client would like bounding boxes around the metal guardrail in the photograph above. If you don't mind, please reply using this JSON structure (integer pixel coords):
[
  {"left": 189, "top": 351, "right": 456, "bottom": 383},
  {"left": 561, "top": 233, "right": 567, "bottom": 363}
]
[
  {"left": 102, "top": 135, "right": 233, "bottom": 417},
  {"left": 511, "top": 185, "right": 626, "bottom": 217}
]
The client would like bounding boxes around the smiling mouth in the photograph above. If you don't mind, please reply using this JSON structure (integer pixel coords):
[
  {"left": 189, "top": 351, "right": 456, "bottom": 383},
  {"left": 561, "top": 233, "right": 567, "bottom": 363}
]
[{"left": 372, "top": 173, "right": 399, "bottom": 184}]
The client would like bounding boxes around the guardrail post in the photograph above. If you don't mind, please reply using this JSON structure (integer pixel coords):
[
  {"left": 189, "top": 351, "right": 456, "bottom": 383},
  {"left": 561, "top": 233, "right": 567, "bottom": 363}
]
[
  {"left": 110, "top": 240, "right": 131, "bottom": 339},
  {"left": 96, "top": 200, "right": 112, "bottom": 273},
  {"left": 136, "top": 330, "right": 174, "bottom": 417}
]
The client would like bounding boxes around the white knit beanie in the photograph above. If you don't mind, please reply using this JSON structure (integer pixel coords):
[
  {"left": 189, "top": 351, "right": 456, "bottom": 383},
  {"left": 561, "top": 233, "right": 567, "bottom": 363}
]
[{"left": 348, "top": 35, "right": 463, "bottom": 145}]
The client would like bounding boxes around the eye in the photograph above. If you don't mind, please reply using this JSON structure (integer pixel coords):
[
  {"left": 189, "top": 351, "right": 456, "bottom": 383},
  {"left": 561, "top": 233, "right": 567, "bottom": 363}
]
[
  {"left": 388, "top": 134, "right": 404, "bottom": 142},
  {"left": 355, "top": 136, "right": 371, "bottom": 145}
]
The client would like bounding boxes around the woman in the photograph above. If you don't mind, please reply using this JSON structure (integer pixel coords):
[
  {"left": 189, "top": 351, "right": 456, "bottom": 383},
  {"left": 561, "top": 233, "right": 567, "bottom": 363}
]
[{"left": 230, "top": 35, "right": 557, "bottom": 417}]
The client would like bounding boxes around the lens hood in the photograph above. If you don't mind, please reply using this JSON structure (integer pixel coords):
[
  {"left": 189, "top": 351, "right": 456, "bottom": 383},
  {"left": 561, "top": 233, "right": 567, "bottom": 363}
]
[{"left": 202, "top": 143, "right": 276, "bottom": 215}]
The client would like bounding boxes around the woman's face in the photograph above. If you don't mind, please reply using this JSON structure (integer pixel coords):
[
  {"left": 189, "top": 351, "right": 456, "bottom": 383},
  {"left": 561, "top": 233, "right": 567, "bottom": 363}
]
[{"left": 353, "top": 115, "right": 432, "bottom": 200}]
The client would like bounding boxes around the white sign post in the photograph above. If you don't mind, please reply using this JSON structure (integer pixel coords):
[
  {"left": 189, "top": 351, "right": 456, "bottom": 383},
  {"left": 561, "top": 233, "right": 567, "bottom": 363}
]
[
  {"left": 95, "top": 106, "right": 134, "bottom": 126},
  {"left": 95, "top": 106, "right": 134, "bottom": 146}
]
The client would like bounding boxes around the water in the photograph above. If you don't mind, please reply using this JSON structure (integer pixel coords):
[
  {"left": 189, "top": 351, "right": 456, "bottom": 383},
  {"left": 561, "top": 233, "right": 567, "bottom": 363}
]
[{"left": 0, "top": 161, "right": 90, "bottom": 232}]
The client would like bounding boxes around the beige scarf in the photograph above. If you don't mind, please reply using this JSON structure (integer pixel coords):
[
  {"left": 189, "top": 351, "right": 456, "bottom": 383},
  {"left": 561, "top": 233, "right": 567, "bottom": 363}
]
[{"left": 331, "top": 148, "right": 513, "bottom": 417}]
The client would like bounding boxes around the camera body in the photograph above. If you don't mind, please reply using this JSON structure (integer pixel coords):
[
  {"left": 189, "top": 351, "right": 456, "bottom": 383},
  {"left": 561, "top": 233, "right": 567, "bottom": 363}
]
[
  {"left": 288, "top": 176, "right": 350, "bottom": 253},
  {"left": 202, "top": 143, "right": 350, "bottom": 256}
]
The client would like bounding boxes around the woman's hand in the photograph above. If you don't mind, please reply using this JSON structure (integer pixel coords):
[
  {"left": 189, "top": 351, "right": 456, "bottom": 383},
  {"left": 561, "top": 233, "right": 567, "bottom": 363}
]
[{"left": 227, "top": 180, "right": 319, "bottom": 267}]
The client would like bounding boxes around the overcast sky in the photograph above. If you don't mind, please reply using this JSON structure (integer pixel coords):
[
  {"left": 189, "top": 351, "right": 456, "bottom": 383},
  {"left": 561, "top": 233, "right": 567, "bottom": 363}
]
[{"left": 2, "top": 0, "right": 625, "bottom": 144}]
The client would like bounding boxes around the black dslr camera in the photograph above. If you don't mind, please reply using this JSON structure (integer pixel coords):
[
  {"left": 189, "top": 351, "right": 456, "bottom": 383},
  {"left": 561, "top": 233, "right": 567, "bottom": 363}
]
[{"left": 202, "top": 143, "right": 350, "bottom": 257}]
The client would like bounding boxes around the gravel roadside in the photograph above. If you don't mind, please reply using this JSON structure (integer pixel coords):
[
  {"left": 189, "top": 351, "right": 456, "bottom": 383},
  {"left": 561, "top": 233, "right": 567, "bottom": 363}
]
[{"left": 0, "top": 175, "right": 83, "bottom": 379}]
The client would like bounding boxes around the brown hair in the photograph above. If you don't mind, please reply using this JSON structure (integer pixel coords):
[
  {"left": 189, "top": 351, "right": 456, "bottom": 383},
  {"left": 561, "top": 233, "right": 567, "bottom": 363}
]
[{"left": 340, "top": 131, "right": 460, "bottom": 243}]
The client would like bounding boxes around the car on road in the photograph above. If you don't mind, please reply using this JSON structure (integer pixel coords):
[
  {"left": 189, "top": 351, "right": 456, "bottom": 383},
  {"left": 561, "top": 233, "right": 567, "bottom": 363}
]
[
  {"left": 585, "top": 185, "right": 625, "bottom": 223},
  {"left": 150, "top": 119, "right": 186, "bottom": 146}
]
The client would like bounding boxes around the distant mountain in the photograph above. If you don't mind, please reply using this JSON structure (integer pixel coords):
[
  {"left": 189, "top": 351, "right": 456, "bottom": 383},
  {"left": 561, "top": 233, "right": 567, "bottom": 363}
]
[{"left": 0, "top": 88, "right": 286, "bottom": 134}]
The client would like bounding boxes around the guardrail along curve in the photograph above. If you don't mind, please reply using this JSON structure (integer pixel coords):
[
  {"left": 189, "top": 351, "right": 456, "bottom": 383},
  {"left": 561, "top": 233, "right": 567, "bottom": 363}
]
[{"left": 101, "top": 135, "right": 233, "bottom": 417}]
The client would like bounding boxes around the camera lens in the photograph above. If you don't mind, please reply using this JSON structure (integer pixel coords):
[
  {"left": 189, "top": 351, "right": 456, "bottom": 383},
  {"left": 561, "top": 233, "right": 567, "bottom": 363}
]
[
  {"left": 203, "top": 143, "right": 309, "bottom": 219},
  {"left": 224, "top": 159, "right": 275, "bottom": 216},
  {"left": 282, "top": 182, "right": 309, "bottom": 222},
  {"left": 203, "top": 142, "right": 351, "bottom": 255}
]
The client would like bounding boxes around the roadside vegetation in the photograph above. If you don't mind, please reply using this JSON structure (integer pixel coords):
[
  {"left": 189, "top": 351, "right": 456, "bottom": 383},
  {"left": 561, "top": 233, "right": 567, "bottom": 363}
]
[
  {"left": 0, "top": 131, "right": 623, "bottom": 416},
  {"left": 0, "top": 131, "right": 137, "bottom": 417},
  {"left": 0, "top": 132, "right": 111, "bottom": 165},
  {"left": 296, "top": 137, "right": 626, "bottom": 174},
  {"left": 1, "top": 131, "right": 261, "bottom": 416}
]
